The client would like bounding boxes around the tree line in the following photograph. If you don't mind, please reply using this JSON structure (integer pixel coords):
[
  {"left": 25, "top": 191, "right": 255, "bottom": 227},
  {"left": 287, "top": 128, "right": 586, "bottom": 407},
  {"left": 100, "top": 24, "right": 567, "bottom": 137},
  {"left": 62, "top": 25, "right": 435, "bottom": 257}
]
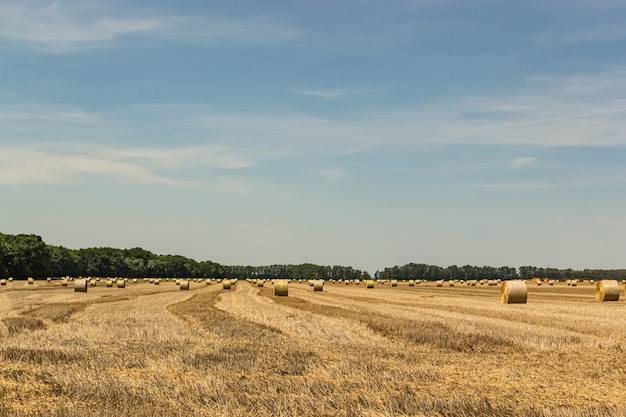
[
  {"left": 0, "top": 233, "right": 370, "bottom": 280},
  {"left": 1, "top": 232, "right": 625, "bottom": 281},
  {"left": 375, "top": 262, "right": 626, "bottom": 281}
]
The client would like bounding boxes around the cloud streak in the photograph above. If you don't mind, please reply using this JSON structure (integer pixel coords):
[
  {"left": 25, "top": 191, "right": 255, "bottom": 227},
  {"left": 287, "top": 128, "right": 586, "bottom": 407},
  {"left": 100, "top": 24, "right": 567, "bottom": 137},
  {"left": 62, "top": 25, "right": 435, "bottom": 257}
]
[{"left": 0, "top": 1, "right": 299, "bottom": 52}]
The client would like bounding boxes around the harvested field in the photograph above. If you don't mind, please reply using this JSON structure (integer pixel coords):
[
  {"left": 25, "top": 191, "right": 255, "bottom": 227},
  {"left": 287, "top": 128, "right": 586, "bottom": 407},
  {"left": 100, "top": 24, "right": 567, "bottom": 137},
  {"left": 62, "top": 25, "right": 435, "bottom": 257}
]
[{"left": 0, "top": 279, "right": 625, "bottom": 416}]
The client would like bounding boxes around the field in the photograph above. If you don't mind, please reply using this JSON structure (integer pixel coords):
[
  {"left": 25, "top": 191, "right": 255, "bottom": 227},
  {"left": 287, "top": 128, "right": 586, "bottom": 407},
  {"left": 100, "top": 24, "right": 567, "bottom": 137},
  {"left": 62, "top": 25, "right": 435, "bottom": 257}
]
[{"left": 1, "top": 279, "right": 625, "bottom": 416}]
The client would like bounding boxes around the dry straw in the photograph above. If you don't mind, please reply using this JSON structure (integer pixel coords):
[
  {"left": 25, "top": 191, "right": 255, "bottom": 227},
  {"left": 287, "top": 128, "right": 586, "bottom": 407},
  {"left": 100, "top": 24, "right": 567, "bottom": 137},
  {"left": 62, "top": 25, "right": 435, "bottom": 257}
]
[
  {"left": 222, "top": 279, "right": 231, "bottom": 290},
  {"left": 596, "top": 280, "right": 620, "bottom": 302},
  {"left": 313, "top": 280, "right": 324, "bottom": 292},
  {"left": 180, "top": 280, "right": 190, "bottom": 290},
  {"left": 74, "top": 279, "right": 88, "bottom": 293},
  {"left": 274, "top": 280, "right": 289, "bottom": 296},
  {"left": 501, "top": 280, "right": 527, "bottom": 304}
]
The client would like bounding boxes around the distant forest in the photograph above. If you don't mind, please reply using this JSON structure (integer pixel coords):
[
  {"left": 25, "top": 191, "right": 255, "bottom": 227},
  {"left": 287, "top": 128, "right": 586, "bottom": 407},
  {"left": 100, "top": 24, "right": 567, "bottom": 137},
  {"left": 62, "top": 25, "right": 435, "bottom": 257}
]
[{"left": 1, "top": 232, "right": 625, "bottom": 281}]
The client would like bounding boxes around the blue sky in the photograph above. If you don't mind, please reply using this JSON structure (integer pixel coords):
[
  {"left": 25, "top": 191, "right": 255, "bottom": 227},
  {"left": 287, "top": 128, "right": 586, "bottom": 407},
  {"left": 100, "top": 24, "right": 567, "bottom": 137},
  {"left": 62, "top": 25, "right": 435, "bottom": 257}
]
[{"left": 1, "top": 1, "right": 626, "bottom": 273}]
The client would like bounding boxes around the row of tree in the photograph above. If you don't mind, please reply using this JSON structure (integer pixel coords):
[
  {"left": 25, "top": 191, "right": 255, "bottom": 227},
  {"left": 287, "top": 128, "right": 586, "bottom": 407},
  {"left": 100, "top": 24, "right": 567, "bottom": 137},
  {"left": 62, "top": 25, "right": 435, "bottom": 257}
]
[
  {"left": 0, "top": 233, "right": 370, "bottom": 280},
  {"left": 1, "top": 232, "right": 625, "bottom": 281},
  {"left": 376, "top": 262, "right": 626, "bottom": 281}
]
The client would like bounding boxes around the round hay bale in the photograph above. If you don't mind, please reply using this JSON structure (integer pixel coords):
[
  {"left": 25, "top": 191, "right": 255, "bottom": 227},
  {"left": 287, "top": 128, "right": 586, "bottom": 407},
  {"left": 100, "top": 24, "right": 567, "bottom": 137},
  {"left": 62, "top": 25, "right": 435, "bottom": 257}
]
[
  {"left": 313, "top": 280, "right": 324, "bottom": 292},
  {"left": 132, "top": 278, "right": 138, "bottom": 284},
  {"left": 596, "top": 280, "right": 620, "bottom": 302},
  {"left": 274, "top": 280, "right": 288, "bottom": 296},
  {"left": 180, "top": 280, "right": 190, "bottom": 290},
  {"left": 8, "top": 277, "right": 14, "bottom": 282},
  {"left": 89, "top": 279, "right": 97, "bottom": 287},
  {"left": 501, "top": 280, "right": 527, "bottom": 304},
  {"left": 257, "top": 280, "right": 264, "bottom": 288},
  {"left": 205, "top": 279, "right": 211, "bottom": 285},
  {"left": 47, "top": 277, "right": 52, "bottom": 283},
  {"left": 28, "top": 277, "right": 34, "bottom": 285},
  {"left": 222, "top": 279, "right": 231, "bottom": 290},
  {"left": 61, "top": 279, "right": 68, "bottom": 287},
  {"left": 366, "top": 280, "right": 374, "bottom": 289},
  {"left": 175, "top": 279, "right": 181, "bottom": 286},
  {"left": 106, "top": 279, "right": 113, "bottom": 287},
  {"left": 117, "top": 279, "right": 125, "bottom": 288},
  {"left": 0, "top": 279, "right": 6, "bottom": 286},
  {"left": 408, "top": 280, "right": 415, "bottom": 287},
  {"left": 154, "top": 279, "right": 160, "bottom": 285},
  {"left": 74, "top": 279, "right": 88, "bottom": 293},
  {"left": 571, "top": 279, "right": 578, "bottom": 287},
  {"left": 436, "top": 280, "right": 443, "bottom": 287},
  {"left": 308, "top": 280, "right": 314, "bottom": 287},
  {"left": 390, "top": 280, "right": 398, "bottom": 287},
  {"left": 449, "top": 281, "right": 455, "bottom": 287}
]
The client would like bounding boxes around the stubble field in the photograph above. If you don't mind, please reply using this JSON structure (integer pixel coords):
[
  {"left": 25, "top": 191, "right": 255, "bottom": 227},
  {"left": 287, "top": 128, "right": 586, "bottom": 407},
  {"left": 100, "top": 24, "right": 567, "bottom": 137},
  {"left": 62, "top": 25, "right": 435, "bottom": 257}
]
[{"left": 1, "top": 279, "right": 625, "bottom": 416}]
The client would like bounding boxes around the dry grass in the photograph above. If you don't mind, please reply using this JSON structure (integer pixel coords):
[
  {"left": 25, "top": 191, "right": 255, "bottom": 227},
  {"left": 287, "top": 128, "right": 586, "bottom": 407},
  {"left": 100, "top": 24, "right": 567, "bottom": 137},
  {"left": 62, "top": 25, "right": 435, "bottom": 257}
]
[{"left": 0, "top": 280, "right": 625, "bottom": 416}]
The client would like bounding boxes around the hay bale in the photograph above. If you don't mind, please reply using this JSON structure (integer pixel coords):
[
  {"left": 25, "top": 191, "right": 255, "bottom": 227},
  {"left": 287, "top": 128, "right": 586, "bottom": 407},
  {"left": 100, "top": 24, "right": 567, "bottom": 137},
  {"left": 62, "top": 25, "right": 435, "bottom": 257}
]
[
  {"left": 179, "top": 280, "right": 190, "bottom": 290},
  {"left": 61, "top": 279, "right": 68, "bottom": 287},
  {"left": 74, "top": 279, "right": 88, "bottom": 293},
  {"left": 390, "top": 280, "right": 398, "bottom": 287},
  {"left": 313, "top": 280, "right": 324, "bottom": 292},
  {"left": 408, "top": 280, "right": 415, "bottom": 287},
  {"left": 205, "top": 279, "right": 211, "bottom": 285},
  {"left": 28, "top": 277, "right": 34, "bottom": 285},
  {"left": 106, "top": 279, "right": 113, "bottom": 287},
  {"left": 132, "top": 278, "right": 138, "bottom": 283},
  {"left": 501, "top": 280, "right": 527, "bottom": 304},
  {"left": 175, "top": 279, "right": 181, "bottom": 286},
  {"left": 274, "top": 280, "right": 288, "bottom": 296},
  {"left": 154, "top": 279, "right": 160, "bottom": 285},
  {"left": 89, "top": 279, "right": 97, "bottom": 287},
  {"left": 0, "top": 279, "right": 6, "bottom": 286},
  {"left": 449, "top": 281, "right": 455, "bottom": 287},
  {"left": 366, "top": 280, "right": 374, "bottom": 289},
  {"left": 436, "top": 280, "right": 443, "bottom": 287},
  {"left": 117, "top": 279, "right": 125, "bottom": 288},
  {"left": 47, "top": 277, "right": 52, "bottom": 283},
  {"left": 222, "top": 279, "right": 231, "bottom": 290},
  {"left": 596, "top": 280, "right": 620, "bottom": 302},
  {"left": 257, "top": 280, "right": 265, "bottom": 288}
]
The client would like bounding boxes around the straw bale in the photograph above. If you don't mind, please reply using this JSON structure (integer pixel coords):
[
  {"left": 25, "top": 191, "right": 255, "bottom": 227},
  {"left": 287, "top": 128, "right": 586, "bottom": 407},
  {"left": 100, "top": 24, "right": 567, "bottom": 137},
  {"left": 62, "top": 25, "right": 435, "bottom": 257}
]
[
  {"left": 74, "top": 279, "right": 88, "bottom": 293},
  {"left": 222, "top": 279, "right": 231, "bottom": 290},
  {"left": 274, "top": 280, "right": 289, "bottom": 296},
  {"left": 313, "top": 280, "right": 324, "bottom": 292},
  {"left": 596, "top": 280, "right": 620, "bottom": 302},
  {"left": 501, "top": 280, "right": 527, "bottom": 304}
]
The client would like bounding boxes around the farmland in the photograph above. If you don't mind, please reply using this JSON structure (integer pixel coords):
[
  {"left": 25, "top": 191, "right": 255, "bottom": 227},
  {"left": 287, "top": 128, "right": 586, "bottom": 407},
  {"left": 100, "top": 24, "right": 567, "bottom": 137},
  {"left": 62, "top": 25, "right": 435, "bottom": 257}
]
[{"left": 1, "top": 279, "right": 625, "bottom": 416}]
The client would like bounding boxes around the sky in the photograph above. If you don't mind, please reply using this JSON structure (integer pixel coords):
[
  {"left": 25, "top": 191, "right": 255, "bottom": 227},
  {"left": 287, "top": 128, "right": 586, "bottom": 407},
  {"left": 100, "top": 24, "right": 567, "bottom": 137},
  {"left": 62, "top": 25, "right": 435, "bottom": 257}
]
[{"left": 1, "top": 0, "right": 626, "bottom": 273}]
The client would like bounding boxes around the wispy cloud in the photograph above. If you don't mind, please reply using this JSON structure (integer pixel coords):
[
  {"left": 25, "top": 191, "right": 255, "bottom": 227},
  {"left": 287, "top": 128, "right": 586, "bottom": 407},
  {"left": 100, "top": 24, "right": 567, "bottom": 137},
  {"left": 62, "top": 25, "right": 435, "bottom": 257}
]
[
  {"left": 318, "top": 169, "right": 347, "bottom": 182},
  {"left": 0, "top": 145, "right": 253, "bottom": 187},
  {"left": 0, "top": 1, "right": 299, "bottom": 52},
  {"left": 509, "top": 156, "right": 536, "bottom": 169},
  {"left": 294, "top": 88, "right": 374, "bottom": 100}
]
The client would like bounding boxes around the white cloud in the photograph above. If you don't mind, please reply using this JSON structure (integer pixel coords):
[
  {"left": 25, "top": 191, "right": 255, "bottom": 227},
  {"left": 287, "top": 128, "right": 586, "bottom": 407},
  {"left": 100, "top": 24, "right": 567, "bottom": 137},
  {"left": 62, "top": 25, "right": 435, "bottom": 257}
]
[
  {"left": 0, "top": 1, "right": 299, "bottom": 52},
  {"left": 318, "top": 169, "right": 347, "bottom": 181},
  {"left": 0, "top": 145, "right": 253, "bottom": 187},
  {"left": 509, "top": 156, "right": 536, "bottom": 169}
]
